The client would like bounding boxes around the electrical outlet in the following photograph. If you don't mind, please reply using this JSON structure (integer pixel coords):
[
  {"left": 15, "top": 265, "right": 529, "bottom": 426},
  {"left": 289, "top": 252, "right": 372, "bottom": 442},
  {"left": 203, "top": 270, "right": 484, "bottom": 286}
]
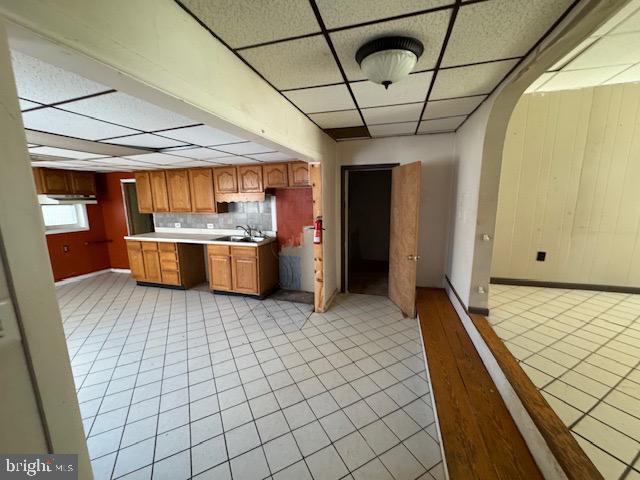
[
  {"left": 536, "top": 251, "right": 546, "bottom": 262},
  {"left": 174, "top": 222, "right": 181, "bottom": 228},
  {"left": 206, "top": 223, "right": 214, "bottom": 229},
  {"left": 63, "top": 245, "right": 69, "bottom": 253}
]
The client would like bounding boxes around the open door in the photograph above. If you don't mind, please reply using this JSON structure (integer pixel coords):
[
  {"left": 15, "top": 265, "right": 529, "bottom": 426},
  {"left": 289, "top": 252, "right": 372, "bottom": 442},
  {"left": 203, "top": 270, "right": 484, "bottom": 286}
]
[{"left": 389, "top": 161, "right": 422, "bottom": 317}]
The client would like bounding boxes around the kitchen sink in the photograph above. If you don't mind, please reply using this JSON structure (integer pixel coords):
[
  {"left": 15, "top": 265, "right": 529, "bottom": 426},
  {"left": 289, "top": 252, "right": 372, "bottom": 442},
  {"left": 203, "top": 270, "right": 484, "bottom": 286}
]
[{"left": 214, "top": 235, "right": 267, "bottom": 243}]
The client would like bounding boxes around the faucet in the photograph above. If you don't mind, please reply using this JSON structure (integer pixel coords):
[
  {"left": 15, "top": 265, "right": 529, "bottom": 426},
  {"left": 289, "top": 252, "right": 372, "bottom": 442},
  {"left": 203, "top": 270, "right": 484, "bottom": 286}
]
[{"left": 236, "top": 225, "right": 252, "bottom": 237}]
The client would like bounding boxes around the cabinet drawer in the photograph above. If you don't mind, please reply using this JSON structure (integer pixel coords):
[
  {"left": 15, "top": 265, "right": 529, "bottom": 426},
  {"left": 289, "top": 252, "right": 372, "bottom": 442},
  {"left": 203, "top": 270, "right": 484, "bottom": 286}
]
[
  {"left": 160, "top": 260, "right": 179, "bottom": 272},
  {"left": 127, "top": 241, "right": 142, "bottom": 250},
  {"left": 208, "top": 244, "right": 230, "bottom": 256},
  {"left": 161, "top": 270, "right": 181, "bottom": 285},
  {"left": 141, "top": 242, "right": 158, "bottom": 251},
  {"left": 159, "top": 251, "right": 178, "bottom": 263},
  {"left": 231, "top": 246, "right": 257, "bottom": 257},
  {"left": 158, "top": 242, "right": 176, "bottom": 252}
]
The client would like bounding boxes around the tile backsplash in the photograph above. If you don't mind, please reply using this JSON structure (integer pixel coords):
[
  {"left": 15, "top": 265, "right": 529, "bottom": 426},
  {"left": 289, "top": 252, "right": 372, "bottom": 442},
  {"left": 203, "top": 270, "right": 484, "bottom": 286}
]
[{"left": 154, "top": 197, "right": 274, "bottom": 231}]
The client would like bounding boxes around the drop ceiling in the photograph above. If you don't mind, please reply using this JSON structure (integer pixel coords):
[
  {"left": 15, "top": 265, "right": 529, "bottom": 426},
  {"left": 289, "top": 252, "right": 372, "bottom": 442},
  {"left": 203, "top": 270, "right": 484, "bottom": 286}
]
[
  {"left": 177, "top": 0, "right": 577, "bottom": 138},
  {"left": 527, "top": 0, "right": 640, "bottom": 93}
]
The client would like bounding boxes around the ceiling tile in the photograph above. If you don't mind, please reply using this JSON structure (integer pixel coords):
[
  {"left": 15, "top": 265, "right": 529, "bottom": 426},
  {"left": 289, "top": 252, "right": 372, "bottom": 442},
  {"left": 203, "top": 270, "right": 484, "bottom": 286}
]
[
  {"left": 548, "top": 37, "right": 599, "bottom": 71},
  {"left": 442, "top": 0, "right": 573, "bottom": 67},
  {"left": 180, "top": 0, "right": 319, "bottom": 48},
  {"left": 351, "top": 71, "right": 432, "bottom": 107},
  {"left": 165, "top": 147, "right": 232, "bottom": 160},
  {"left": 525, "top": 72, "right": 555, "bottom": 93},
  {"left": 240, "top": 35, "right": 342, "bottom": 89},
  {"left": 123, "top": 153, "right": 193, "bottom": 165},
  {"left": 309, "top": 109, "right": 363, "bottom": 128},
  {"left": 247, "top": 152, "right": 296, "bottom": 162},
  {"left": 90, "top": 157, "right": 152, "bottom": 167},
  {"left": 22, "top": 108, "right": 139, "bottom": 141},
  {"left": 10, "top": 50, "right": 109, "bottom": 104},
  {"left": 19, "top": 98, "right": 41, "bottom": 110},
  {"left": 214, "top": 142, "right": 274, "bottom": 155},
  {"left": 418, "top": 115, "right": 465, "bottom": 133},
  {"left": 565, "top": 32, "right": 640, "bottom": 69},
  {"left": 603, "top": 63, "right": 640, "bottom": 85},
  {"left": 215, "top": 157, "right": 261, "bottom": 165},
  {"left": 362, "top": 103, "right": 422, "bottom": 125},
  {"left": 368, "top": 121, "right": 417, "bottom": 137},
  {"left": 28, "top": 146, "right": 104, "bottom": 160},
  {"left": 330, "top": 9, "right": 450, "bottom": 81},
  {"left": 422, "top": 95, "right": 485, "bottom": 119},
  {"left": 283, "top": 84, "right": 355, "bottom": 113},
  {"left": 611, "top": 4, "right": 640, "bottom": 34},
  {"left": 61, "top": 92, "right": 195, "bottom": 131},
  {"left": 430, "top": 59, "right": 518, "bottom": 99},
  {"left": 316, "top": 0, "right": 452, "bottom": 29},
  {"left": 592, "top": 0, "right": 640, "bottom": 36},
  {"left": 101, "top": 133, "right": 187, "bottom": 149},
  {"left": 158, "top": 125, "right": 245, "bottom": 146},
  {"left": 537, "top": 66, "right": 631, "bottom": 92}
]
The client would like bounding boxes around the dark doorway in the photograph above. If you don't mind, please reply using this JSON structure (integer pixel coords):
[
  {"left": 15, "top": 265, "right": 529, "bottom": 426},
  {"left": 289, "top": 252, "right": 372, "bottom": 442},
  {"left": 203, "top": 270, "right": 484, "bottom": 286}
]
[
  {"left": 122, "top": 181, "right": 154, "bottom": 235},
  {"left": 345, "top": 167, "right": 393, "bottom": 295}
]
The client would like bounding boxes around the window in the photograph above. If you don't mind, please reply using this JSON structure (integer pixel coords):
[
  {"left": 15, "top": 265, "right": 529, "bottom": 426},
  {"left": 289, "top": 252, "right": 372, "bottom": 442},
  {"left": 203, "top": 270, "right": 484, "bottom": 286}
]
[{"left": 41, "top": 204, "right": 89, "bottom": 234}]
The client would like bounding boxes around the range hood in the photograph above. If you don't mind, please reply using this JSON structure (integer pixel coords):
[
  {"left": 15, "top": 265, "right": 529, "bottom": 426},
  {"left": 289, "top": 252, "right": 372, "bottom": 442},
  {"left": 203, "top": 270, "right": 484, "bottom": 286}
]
[{"left": 38, "top": 194, "right": 97, "bottom": 205}]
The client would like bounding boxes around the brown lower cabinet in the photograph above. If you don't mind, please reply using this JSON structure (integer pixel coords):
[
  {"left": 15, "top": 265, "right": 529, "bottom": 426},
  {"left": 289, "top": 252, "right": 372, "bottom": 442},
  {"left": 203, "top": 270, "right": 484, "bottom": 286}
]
[
  {"left": 127, "top": 240, "right": 205, "bottom": 288},
  {"left": 208, "top": 243, "right": 278, "bottom": 296}
]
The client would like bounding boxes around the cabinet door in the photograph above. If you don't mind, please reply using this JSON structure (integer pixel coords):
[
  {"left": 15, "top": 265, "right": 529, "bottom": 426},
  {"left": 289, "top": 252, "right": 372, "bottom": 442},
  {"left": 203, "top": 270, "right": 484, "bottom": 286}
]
[
  {"left": 166, "top": 169, "right": 192, "bottom": 212},
  {"left": 288, "top": 161, "right": 310, "bottom": 187},
  {"left": 263, "top": 164, "right": 289, "bottom": 188},
  {"left": 142, "top": 249, "right": 162, "bottom": 283},
  {"left": 127, "top": 242, "right": 146, "bottom": 280},
  {"left": 40, "top": 169, "right": 71, "bottom": 194},
  {"left": 214, "top": 167, "right": 238, "bottom": 194},
  {"left": 209, "top": 255, "right": 233, "bottom": 291},
  {"left": 232, "top": 256, "right": 258, "bottom": 294},
  {"left": 71, "top": 171, "right": 96, "bottom": 195},
  {"left": 134, "top": 172, "right": 154, "bottom": 213},
  {"left": 238, "top": 165, "right": 263, "bottom": 193},
  {"left": 189, "top": 168, "right": 216, "bottom": 213},
  {"left": 150, "top": 171, "right": 170, "bottom": 212}
]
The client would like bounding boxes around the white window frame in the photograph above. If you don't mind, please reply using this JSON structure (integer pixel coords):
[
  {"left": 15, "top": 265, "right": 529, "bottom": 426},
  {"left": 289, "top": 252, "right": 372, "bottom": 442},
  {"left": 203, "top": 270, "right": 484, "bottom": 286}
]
[{"left": 41, "top": 203, "right": 90, "bottom": 235}]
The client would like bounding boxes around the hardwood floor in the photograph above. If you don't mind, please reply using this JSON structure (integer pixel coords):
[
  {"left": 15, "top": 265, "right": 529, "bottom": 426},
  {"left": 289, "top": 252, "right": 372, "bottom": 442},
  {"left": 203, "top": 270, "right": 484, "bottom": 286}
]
[{"left": 417, "top": 288, "right": 543, "bottom": 480}]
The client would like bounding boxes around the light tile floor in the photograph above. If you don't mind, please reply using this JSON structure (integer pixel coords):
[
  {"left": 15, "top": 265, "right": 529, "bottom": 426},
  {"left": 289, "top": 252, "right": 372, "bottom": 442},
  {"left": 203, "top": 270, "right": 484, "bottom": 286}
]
[
  {"left": 489, "top": 284, "right": 640, "bottom": 480},
  {"left": 57, "top": 273, "right": 444, "bottom": 480}
]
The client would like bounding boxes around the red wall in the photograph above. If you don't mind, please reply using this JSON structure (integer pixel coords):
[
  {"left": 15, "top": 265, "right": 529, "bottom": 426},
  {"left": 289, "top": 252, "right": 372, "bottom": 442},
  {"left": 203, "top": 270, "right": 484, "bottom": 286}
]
[
  {"left": 46, "top": 172, "right": 133, "bottom": 281},
  {"left": 275, "top": 187, "right": 314, "bottom": 247}
]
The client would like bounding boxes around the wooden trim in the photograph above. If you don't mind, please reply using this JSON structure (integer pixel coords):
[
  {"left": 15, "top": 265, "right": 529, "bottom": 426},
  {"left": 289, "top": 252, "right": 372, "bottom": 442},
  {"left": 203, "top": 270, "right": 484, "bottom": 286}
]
[
  {"left": 491, "top": 277, "right": 640, "bottom": 295},
  {"left": 309, "top": 163, "right": 323, "bottom": 312},
  {"left": 469, "top": 313, "right": 603, "bottom": 480}
]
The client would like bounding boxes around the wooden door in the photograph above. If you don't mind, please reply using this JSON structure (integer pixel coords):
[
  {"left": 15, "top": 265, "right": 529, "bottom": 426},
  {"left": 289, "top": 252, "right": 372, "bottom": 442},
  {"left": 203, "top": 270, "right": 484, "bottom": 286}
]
[
  {"left": 166, "top": 169, "right": 192, "bottom": 212},
  {"left": 263, "top": 164, "right": 289, "bottom": 188},
  {"left": 134, "top": 172, "right": 154, "bottom": 213},
  {"left": 70, "top": 171, "right": 96, "bottom": 195},
  {"left": 388, "top": 162, "right": 422, "bottom": 318},
  {"left": 238, "top": 165, "right": 263, "bottom": 193},
  {"left": 150, "top": 171, "right": 170, "bottom": 212},
  {"left": 288, "top": 161, "right": 310, "bottom": 187},
  {"left": 232, "top": 256, "right": 259, "bottom": 294},
  {"left": 214, "top": 167, "right": 238, "bottom": 194},
  {"left": 209, "top": 255, "right": 233, "bottom": 291},
  {"left": 126, "top": 241, "right": 146, "bottom": 280},
  {"left": 189, "top": 168, "right": 216, "bottom": 213},
  {"left": 40, "top": 169, "right": 71, "bottom": 194},
  {"left": 141, "top": 242, "right": 161, "bottom": 283}
]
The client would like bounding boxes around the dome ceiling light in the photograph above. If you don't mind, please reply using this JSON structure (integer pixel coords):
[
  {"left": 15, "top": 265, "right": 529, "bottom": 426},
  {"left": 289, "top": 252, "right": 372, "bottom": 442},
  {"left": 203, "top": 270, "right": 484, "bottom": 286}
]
[{"left": 355, "top": 36, "right": 424, "bottom": 89}]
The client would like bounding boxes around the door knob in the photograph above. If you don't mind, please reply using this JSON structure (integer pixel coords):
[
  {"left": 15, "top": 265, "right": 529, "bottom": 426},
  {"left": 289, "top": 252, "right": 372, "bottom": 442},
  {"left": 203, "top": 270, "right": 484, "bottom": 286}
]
[{"left": 407, "top": 255, "right": 421, "bottom": 261}]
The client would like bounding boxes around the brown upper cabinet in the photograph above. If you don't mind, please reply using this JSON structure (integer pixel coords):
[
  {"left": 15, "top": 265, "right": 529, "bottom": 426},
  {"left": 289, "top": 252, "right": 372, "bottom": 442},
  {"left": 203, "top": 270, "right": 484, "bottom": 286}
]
[
  {"left": 149, "top": 171, "right": 170, "bottom": 212},
  {"left": 134, "top": 172, "right": 154, "bottom": 213},
  {"left": 263, "top": 164, "right": 289, "bottom": 188},
  {"left": 166, "top": 169, "right": 192, "bottom": 212},
  {"left": 189, "top": 168, "right": 217, "bottom": 213},
  {"left": 214, "top": 167, "right": 238, "bottom": 194},
  {"left": 33, "top": 168, "right": 97, "bottom": 196},
  {"left": 238, "top": 165, "right": 263, "bottom": 193},
  {"left": 288, "top": 161, "right": 310, "bottom": 187}
]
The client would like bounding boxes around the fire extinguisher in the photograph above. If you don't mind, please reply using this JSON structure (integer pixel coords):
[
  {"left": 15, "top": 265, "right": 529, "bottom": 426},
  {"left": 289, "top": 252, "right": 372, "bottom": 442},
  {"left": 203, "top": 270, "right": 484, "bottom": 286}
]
[{"left": 313, "top": 217, "right": 323, "bottom": 244}]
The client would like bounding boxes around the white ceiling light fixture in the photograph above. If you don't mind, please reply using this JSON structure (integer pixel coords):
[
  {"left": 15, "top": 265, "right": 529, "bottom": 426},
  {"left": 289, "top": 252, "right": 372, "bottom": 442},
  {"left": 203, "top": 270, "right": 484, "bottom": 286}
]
[{"left": 356, "top": 36, "right": 424, "bottom": 89}]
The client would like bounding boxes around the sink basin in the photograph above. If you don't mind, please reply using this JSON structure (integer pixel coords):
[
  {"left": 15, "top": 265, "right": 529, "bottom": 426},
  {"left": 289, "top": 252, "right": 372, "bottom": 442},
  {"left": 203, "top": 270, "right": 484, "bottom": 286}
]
[
  {"left": 214, "top": 235, "right": 252, "bottom": 242},
  {"left": 250, "top": 236, "right": 266, "bottom": 242}
]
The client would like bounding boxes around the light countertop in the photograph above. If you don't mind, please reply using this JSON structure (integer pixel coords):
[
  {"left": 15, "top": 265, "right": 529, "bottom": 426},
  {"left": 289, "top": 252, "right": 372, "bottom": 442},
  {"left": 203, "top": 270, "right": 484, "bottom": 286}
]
[{"left": 124, "top": 232, "right": 277, "bottom": 247}]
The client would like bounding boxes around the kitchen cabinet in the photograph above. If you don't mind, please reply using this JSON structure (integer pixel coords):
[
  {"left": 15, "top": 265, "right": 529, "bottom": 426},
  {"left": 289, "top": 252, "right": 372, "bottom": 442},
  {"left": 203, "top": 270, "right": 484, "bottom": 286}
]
[
  {"left": 232, "top": 248, "right": 259, "bottom": 294},
  {"left": 142, "top": 242, "right": 162, "bottom": 283},
  {"left": 189, "top": 168, "right": 217, "bottom": 213},
  {"left": 214, "top": 167, "right": 238, "bottom": 194},
  {"left": 134, "top": 172, "right": 154, "bottom": 213},
  {"left": 126, "top": 240, "right": 205, "bottom": 287},
  {"left": 208, "top": 245, "right": 233, "bottom": 291},
  {"left": 208, "top": 243, "right": 278, "bottom": 296},
  {"left": 127, "top": 241, "right": 146, "bottom": 280},
  {"left": 166, "top": 169, "right": 192, "bottom": 212},
  {"left": 150, "top": 171, "right": 170, "bottom": 212},
  {"left": 288, "top": 161, "right": 310, "bottom": 187},
  {"left": 238, "top": 165, "right": 263, "bottom": 193},
  {"left": 71, "top": 171, "right": 96, "bottom": 195},
  {"left": 33, "top": 168, "right": 97, "bottom": 195},
  {"left": 263, "top": 164, "right": 289, "bottom": 188}
]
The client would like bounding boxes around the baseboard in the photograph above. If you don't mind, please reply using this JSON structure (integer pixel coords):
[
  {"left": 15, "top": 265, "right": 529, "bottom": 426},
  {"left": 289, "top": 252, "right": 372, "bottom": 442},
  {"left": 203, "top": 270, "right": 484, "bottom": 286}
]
[
  {"left": 491, "top": 277, "right": 640, "bottom": 294},
  {"left": 469, "top": 306, "right": 489, "bottom": 316},
  {"left": 54, "top": 268, "right": 130, "bottom": 286},
  {"left": 444, "top": 275, "right": 490, "bottom": 316},
  {"left": 323, "top": 288, "right": 339, "bottom": 312}
]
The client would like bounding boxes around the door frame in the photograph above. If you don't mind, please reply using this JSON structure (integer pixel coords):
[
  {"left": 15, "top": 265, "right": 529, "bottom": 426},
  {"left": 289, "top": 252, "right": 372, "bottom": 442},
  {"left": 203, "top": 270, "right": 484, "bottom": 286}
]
[{"left": 340, "top": 163, "right": 398, "bottom": 293}]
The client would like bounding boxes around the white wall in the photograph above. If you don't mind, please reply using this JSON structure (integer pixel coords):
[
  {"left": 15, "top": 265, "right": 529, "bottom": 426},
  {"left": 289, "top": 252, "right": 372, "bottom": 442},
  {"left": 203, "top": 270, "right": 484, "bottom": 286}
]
[
  {"left": 493, "top": 85, "right": 640, "bottom": 287},
  {"left": 337, "top": 134, "right": 456, "bottom": 288}
]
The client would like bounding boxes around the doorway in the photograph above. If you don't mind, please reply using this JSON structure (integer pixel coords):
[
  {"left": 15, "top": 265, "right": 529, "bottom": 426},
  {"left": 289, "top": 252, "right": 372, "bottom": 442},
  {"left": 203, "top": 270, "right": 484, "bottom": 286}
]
[
  {"left": 121, "top": 180, "right": 154, "bottom": 235},
  {"left": 342, "top": 165, "right": 396, "bottom": 295}
]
